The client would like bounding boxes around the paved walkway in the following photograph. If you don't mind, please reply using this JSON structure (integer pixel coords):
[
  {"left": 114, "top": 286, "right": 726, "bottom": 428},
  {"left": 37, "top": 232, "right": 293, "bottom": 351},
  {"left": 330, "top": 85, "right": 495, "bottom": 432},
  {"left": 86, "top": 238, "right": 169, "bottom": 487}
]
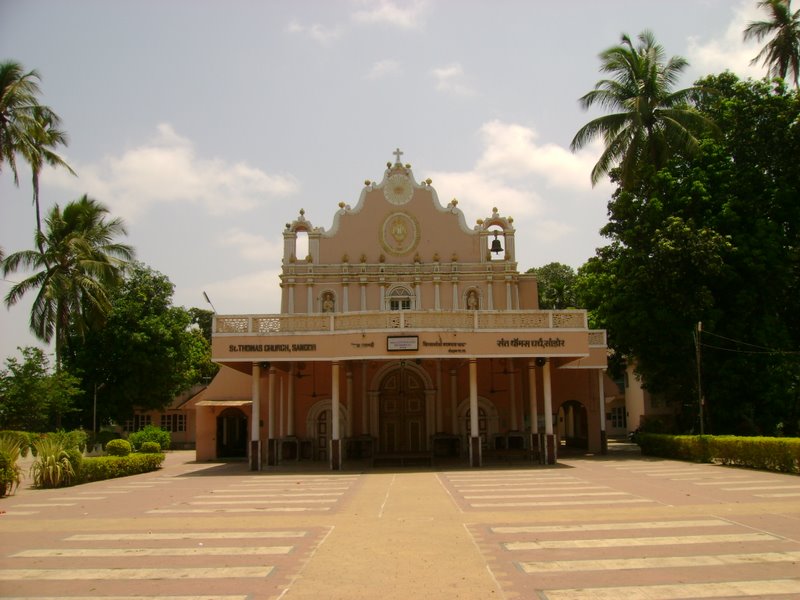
[{"left": 1, "top": 444, "right": 799, "bottom": 599}]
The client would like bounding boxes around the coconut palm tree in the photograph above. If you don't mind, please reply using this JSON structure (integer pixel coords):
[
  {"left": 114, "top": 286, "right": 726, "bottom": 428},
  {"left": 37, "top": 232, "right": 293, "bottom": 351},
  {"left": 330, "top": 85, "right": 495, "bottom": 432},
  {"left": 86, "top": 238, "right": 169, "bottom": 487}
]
[
  {"left": 744, "top": 0, "right": 800, "bottom": 87},
  {"left": 20, "top": 105, "right": 75, "bottom": 250},
  {"left": 0, "top": 60, "right": 74, "bottom": 235},
  {"left": 570, "top": 30, "right": 714, "bottom": 190},
  {"left": 0, "top": 60, "right": 42, "bottom": 184},
  {"left": 1, "top": 196, "right": 135, "bottom": 367}
]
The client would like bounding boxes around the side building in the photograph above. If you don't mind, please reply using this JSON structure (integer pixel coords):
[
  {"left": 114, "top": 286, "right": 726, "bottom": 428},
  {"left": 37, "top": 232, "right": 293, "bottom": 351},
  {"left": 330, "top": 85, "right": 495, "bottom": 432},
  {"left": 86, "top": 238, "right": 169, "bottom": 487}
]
[{"left": 191, "top": 152, "right": 609, "bottom": 468}]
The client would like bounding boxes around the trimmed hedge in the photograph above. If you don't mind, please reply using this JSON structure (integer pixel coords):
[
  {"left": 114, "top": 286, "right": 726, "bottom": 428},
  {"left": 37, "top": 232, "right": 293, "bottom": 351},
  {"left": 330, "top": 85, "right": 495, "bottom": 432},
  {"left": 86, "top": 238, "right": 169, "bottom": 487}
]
[
  {"left": 79, "top": 453, "right": 165, "bottom": 483},
  {"left": 639, "top": 434, "right": 800, "bottom": 474},
  {"left": 105, "top": 438, "right": 132, "bottom": 457}
]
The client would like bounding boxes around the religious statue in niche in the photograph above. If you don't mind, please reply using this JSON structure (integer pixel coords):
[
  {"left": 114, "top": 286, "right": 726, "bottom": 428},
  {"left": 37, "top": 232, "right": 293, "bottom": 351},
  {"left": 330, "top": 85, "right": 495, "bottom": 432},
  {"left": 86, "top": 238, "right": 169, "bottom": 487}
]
[
  {"left": 322, "top": 291, "right": 335, "bottom": 313},
  {"left": 467, "top": 290, "right": 479, "bottom": 310}
]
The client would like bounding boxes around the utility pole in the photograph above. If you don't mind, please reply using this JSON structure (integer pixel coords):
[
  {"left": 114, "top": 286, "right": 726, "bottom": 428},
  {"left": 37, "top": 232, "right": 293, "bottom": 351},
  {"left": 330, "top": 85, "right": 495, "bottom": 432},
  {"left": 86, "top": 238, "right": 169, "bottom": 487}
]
[{"left": 694, "top": 321, "right": 704, "bottom": 435}]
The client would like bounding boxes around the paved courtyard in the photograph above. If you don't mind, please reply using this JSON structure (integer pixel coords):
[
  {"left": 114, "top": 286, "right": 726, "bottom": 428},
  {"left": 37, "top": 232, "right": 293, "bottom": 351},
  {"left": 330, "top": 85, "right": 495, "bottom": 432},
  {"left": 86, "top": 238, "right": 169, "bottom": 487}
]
[{"left": 1, "top": 444, "right": 799, "bottom": 599}]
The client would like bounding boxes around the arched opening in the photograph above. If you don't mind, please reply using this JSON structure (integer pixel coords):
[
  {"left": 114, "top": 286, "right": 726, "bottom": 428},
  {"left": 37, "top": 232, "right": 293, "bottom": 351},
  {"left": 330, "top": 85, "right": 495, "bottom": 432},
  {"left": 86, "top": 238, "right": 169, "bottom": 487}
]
[
  {"left": 457, "top": 397, "right": 499, "bottom": 452},
  {"left": 306, "top": 398, "right": 348, "bottom": 461},
  {"left": 377, "top": 363, "right": 426, "bottom": 452},
  {"left": 386, "top": 285, "right": 415, "bottom": 311},
  {"left": 295, "top": 229, "right": 309, "bottom": 261},
  {"left": 558, "top": 400, "right": 588, "bottom": 449},
  {"left": 216, "top": 407, "right": 248, "bottom": 458}
]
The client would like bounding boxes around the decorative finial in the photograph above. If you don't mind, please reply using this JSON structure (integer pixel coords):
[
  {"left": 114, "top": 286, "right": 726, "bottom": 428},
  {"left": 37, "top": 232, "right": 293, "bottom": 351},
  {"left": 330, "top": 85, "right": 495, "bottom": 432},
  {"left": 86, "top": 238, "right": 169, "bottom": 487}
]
[
  {"left": 338, "top": 202, "right": 345, "bottom": 208},
  {"left": 393, "top": 147, "right": 404, "bottom": 165}
]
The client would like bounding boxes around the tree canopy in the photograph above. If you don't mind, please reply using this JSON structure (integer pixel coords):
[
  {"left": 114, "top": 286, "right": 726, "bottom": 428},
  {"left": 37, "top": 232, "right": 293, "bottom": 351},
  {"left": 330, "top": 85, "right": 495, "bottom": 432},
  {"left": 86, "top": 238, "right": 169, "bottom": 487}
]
[
  {"left": 2, "top": 195, "right": 134, "bottom": 368},
  {"left": 64, "top": 263, "right": 218, "bottom": 428},
  {"left": 578, "top": 73, "right": 800, "bottom": 435},
  {"left": 744, "top": 0, "right": 800, "bottom": 87},
  {"left": 570, "top": 30, "right": 714, "bottom": 190}
]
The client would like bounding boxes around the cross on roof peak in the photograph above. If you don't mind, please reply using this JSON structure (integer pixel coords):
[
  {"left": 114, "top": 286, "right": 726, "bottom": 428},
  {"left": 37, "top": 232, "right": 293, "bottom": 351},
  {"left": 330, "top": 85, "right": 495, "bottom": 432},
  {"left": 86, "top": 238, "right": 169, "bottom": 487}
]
[{"left": 392, "top": 147, "right": 404, "bottom": 165}]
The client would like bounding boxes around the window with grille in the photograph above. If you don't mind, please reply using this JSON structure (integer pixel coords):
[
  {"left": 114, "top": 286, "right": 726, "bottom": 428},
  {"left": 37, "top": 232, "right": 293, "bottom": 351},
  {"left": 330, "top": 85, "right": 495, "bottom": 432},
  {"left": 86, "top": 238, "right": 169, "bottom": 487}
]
[
  {"left": 123, "top": 414, "right": 152, "bottom": 432},
  {"left": 160, "top": 413, "right": 186, "bottom": 432},
  {"left": 387, "top": 286, "right": 414, "bottom": 311},
  {"left": 610, "top": 406, "right": 627, "bottom": 428}
]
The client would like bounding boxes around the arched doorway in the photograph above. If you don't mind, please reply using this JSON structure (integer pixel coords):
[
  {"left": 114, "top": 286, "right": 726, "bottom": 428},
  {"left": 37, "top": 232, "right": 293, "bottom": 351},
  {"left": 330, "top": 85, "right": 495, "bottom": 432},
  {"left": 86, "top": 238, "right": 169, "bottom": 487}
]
[
  {"left": 306, "top": 399, "right": 348, "bottom": 461},
  {"left": 558, "top": 400, "right": 588, "bottom": 449},
  {"left": 378, "top": 363, "right": 426, "bottom": 453},
  {"left": 216, "top": 407, "right": 247, "bottom": 458},
  {"left": 457, "top": 397, "right": 499, "bottom": 452}
]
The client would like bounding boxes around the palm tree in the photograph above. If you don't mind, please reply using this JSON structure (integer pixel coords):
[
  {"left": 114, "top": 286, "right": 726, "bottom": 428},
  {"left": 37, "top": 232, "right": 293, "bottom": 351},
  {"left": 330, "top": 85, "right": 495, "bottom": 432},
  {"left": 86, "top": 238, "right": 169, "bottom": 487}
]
[
  {"left": 2, "top": 196, "right": 134, "bottom": 367},
  {"left": 570, "top": 30, "right": 714, "bottom": 190},
  {"left": 0, "top": 60, "right": 74, "bottom": 235},
  {"left": 744, "top": 0, "right": 800, "bottom": 87},
  {"left": 21, "top": 105, "right": 75, "bottom": 251},
  {"left": 0, "top": 60, "right": 42, "bottom": 184}
]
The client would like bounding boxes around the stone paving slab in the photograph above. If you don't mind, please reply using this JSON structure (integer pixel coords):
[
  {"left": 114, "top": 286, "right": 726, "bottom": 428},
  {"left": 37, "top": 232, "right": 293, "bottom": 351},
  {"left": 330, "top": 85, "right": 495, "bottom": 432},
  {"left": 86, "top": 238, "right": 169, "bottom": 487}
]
[{"left": 1, "top": 447, "right": 799, "bottom": 599}]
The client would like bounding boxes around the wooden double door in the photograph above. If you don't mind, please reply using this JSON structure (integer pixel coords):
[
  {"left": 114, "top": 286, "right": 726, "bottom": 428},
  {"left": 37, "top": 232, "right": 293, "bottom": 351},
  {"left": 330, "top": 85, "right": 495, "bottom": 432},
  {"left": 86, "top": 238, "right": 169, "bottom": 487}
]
[{"left": 378, "top": 366, "right": 426, "bottom": 453}]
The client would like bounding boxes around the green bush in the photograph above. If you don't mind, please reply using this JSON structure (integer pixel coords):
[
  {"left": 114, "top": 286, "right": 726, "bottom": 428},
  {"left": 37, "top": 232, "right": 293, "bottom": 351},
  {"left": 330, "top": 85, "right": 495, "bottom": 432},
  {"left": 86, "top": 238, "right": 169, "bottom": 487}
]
[
  {"left": 79, "top": 453, "right": 165, "bottom": 483},
  {"left": 95, "top": 429, "right": 121, "bottom": 449},
  {"left": 127, "top": 425, "right": 171, "bottom": 451},
  {"left": 0, "top": 433, "right": 23, "bottom": 497},
  {"left": 30, "top": 436, "right": 77, "bottom": 488},
  {"left": 0, "top": 431, "right": 32, "bottom": 458},
  {"left": 105, "top": 438, "right": 132, "bottom": 457},
  {"left": 639, "top": 433, "right": 800, "bottom": 473},
  {"left": 139, "top": 441, "right": 161, "bottom": 453}
]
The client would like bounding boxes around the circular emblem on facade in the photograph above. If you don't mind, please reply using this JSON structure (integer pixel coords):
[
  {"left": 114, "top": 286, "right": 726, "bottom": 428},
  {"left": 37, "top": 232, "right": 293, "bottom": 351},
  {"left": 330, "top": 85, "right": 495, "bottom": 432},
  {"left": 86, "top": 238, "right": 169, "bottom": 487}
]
[
  {"left": 383, "top": 174, "right": 414, "bottom": 205},
  {"left": 380, "top": 212, "right": 420, "bottom": 256}
]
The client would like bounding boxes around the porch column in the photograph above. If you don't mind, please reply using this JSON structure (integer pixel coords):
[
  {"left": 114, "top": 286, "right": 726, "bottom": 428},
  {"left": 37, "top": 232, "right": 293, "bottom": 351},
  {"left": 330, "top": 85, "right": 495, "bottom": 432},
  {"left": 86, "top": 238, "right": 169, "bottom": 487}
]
[
  {"left": 250, "top": 362, "right": 261, "bottom": 471},
  {"left": 528, "top": 359, "right": 540, "bottom": 460},
  {"left": 434, "top": 279, "right": 441, "bottom": 310},
  {"left": 267, "top": 366, "right": 277, "bottom": 466},
  {"left": 598, "top": 370, "right": 607, "bottom": 454},
  {"left": 345, "top": 365, "right": 353, "bottom": 437},
  {"left": 435, "top": 359, "right": 443, "bottom": 432},
  {"left": 542, "top": 359, "right": 556, "bottom": 464},
  {"left": 331, "top": 361, "right": 342, "bottom": 470},
  {"left": 469, "top": 358, "right": 481, "bottom": 467},
  {"left": 287, "top": 363, "right": 295, "bottom": 436},
  {"left": 361, "top": 362, "right": 368, "bottom": 435},
  {"left": 508, "top": 358, "right": 517, "bottom": 430},
  {"left": 450, "top": 367, "right": 458, "bottom": 433}
]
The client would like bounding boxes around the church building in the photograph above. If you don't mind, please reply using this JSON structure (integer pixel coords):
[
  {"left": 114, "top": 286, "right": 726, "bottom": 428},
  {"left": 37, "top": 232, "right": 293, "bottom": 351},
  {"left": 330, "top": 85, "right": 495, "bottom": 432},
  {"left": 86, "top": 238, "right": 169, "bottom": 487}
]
[{"left": 192, "top": 151, "right": 609, "bottom": 469}]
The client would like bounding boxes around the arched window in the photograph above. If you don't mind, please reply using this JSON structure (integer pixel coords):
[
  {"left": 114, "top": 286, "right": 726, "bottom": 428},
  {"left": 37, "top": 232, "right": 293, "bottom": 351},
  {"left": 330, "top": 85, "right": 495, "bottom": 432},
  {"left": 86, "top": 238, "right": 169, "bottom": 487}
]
[{"left": 386, "top": 285, "right": 415, "bottom": 311}]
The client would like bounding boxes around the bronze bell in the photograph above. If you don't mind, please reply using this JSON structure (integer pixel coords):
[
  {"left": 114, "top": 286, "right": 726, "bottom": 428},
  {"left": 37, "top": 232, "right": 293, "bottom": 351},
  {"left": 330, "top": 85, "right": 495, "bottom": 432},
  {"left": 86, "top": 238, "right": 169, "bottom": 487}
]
[{"left": 490, "top": 231, "right": 503, "bottom": 254}]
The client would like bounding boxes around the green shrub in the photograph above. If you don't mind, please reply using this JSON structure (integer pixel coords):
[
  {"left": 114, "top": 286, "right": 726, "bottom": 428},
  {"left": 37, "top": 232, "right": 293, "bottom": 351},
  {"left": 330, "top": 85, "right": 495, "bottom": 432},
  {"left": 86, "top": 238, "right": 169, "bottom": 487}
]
[
  {"left": 0, "top": 433, "right": 23, "bottom": 497},
  {"left": 127, "top": 425, "right": 171, "bottom": 451},
  {"left": 79, "top": 453, "right": 165, "bottom": 483},
  {"left": 139, "top": 441, "right": 161, "bottom": 453},
  {"left": 105, "top": 438, "right": 132, "bottom": 457},
  {"left": 639, "top": 433, "right": 800, "bottom": 473},
  {"left": 95, "top": 429, "right": 121, "bottom": 449},
  {"left": 30, "top": 436, "right": 77, "bottom": 488},
  {"left": 0, "top": 431, "right": 32, "bottom": 458}
]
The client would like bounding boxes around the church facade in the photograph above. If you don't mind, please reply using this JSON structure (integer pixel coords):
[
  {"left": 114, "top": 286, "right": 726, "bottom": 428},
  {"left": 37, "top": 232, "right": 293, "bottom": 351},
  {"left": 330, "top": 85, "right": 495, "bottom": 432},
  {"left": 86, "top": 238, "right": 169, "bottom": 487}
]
[{"left": 192, "top": 151, "right": 609, "bottom": 469}]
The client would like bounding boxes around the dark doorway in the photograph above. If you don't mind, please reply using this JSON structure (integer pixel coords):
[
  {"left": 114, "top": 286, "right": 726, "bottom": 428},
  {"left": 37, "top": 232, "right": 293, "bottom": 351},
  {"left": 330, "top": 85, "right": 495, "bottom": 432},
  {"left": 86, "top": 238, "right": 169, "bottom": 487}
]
[{"left": 216, "top": 407, "right": 248, "bottom": 458}]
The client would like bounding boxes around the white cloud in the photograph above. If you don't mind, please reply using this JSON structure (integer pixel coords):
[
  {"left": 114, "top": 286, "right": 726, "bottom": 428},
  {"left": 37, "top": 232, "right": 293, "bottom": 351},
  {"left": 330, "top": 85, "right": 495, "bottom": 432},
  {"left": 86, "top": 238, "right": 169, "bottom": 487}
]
[
  {"left": 366, "top": 59, "right": 402, "bottom": 79},
  {"left": 286, "top": 19, "right": 343, "bottom": 45},
  {"left": 44, "top": 124, "right": 299, "bottom": 223},
  {"left": 686, "top": 0, "right": 765, "bottom": 79},
  {"left": 431, "top": 63, "right": 474, "bottom": 96},
  {"left": 351, "top": 0, "right": 429, "bottom": 29},
  {"left": 426, "top": 169, "right": 542, "bottom": 225},
  {"left": 216, "top": 228, "right": 284, "bottom": 263},
  {"left": 475, "top": 120, "right": 608, "bottom": 193}
]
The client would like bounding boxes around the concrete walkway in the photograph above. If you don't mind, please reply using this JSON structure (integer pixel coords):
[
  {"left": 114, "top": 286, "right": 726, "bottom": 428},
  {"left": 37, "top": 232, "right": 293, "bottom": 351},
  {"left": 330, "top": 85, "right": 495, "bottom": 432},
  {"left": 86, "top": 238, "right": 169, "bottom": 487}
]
[{"left": 2, "top": 444, "right": 799, "bottom": 599}]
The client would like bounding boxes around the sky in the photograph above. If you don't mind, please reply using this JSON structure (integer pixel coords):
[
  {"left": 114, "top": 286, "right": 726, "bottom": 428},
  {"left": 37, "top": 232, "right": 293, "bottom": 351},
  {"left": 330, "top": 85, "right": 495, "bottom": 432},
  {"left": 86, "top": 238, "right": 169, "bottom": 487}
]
[{"left": 0, "top": 0, "right": 768, "bottom": 364}]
